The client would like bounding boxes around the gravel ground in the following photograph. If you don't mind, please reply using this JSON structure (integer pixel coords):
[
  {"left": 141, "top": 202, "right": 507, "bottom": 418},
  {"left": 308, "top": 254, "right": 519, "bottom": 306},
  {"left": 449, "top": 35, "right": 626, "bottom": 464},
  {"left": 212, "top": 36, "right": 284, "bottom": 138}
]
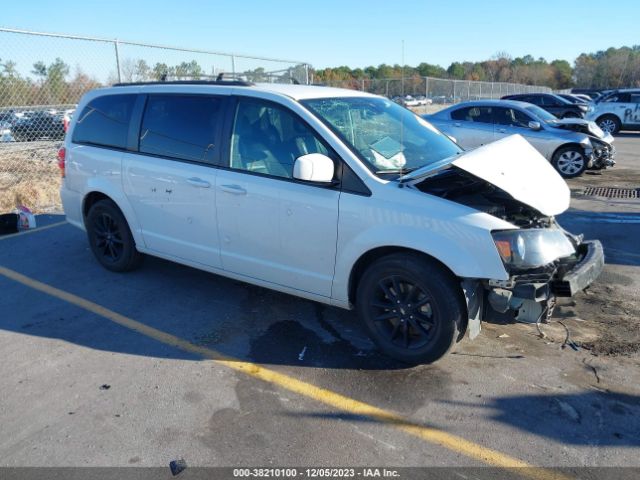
[{"left": 0, "top": 140, "right": 62, "bottom": 213}]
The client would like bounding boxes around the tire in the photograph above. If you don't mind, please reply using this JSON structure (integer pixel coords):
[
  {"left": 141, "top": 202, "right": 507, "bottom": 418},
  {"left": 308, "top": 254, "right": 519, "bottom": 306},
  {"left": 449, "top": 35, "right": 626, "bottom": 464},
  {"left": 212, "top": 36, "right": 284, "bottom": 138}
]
[
  {"left": 596, "top": 115, "right": 621, "bottom": 135},
  {"left": 355, "top": 253, "right": 463, "bottom": 364},
  {"left": 86, "top": 199, "right": 143, "bottom": 272},
  {"left": 552, "top": 146, "right": 588, "bottom": 178}
]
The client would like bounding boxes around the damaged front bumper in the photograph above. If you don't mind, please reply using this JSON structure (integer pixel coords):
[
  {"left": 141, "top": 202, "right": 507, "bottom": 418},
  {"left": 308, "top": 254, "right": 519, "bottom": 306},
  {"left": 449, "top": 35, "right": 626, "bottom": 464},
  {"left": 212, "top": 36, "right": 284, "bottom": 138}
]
[
  {"left": 463, "top": 240, "right": 604, "bottom": 338},
  {"left": 586, "top": 144, "right": 616, "bottom": 170}
]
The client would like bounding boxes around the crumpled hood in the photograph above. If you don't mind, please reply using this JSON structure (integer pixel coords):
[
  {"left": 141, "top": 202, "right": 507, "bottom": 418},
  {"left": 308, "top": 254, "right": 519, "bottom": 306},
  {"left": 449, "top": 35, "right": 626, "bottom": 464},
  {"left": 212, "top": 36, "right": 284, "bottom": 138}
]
[
  {"left": 549, "top": 118, "right": 614, "bottom": 143},
  {"left": 404, "top": 134, "right": 570, "bottom": 216}
]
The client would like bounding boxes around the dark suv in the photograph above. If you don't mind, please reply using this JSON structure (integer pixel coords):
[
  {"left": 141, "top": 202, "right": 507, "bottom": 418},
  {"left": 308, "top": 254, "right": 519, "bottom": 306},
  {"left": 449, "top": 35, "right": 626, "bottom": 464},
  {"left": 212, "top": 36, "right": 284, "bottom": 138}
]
[{"left": 501, "top": 93, "right": 588, "bottom": 119}]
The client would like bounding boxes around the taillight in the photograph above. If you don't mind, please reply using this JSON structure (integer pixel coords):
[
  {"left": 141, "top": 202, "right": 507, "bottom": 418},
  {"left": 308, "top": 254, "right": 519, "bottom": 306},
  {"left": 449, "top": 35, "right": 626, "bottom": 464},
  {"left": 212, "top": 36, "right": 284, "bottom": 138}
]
[
  {"left": 63, "top": 117, "right": 69, "bottom": 132},
  {"left": 57, "top": 147, "right": 66, "bottom": 178}
]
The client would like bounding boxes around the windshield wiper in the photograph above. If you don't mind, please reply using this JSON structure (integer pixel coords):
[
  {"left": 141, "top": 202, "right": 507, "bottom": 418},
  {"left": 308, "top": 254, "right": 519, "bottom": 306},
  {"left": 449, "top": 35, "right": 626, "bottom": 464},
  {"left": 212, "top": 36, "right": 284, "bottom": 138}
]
[{"left": 375, "top": 167, "right": 419, "bottom": 175}]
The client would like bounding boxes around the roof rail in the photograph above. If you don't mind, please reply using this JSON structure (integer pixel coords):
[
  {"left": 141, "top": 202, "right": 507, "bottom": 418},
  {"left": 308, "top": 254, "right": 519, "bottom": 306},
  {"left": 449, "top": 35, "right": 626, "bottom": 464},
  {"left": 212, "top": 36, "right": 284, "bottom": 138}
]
[{"left": 113, "top": 79, "right": 255, "bottom": 87}]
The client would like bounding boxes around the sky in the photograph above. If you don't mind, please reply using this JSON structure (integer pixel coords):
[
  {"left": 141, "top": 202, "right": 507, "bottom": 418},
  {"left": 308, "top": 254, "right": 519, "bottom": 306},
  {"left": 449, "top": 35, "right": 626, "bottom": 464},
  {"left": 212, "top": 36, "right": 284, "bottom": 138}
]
[{"left": 2, "top": 0, "right": 639, "bottom": 73}]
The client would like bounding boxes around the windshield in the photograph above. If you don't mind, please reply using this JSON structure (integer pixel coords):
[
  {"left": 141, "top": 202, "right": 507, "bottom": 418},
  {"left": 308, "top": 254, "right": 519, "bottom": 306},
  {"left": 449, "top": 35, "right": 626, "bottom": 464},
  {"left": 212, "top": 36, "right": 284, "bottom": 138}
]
[
  {"left": 524, "top": 105, "right": 558, "bottom": 123},
  {"left": 301, "top": 97, "right": 462, "bottom": 175}
]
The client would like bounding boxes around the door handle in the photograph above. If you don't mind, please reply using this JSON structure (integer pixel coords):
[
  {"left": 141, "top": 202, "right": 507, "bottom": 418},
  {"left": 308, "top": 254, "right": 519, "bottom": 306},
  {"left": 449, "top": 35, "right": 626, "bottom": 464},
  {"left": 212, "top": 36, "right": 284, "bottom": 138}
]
[
  {"left": 219, "top": 184, "right": 247, "bottom": 195},
  {"left": 187, "top": 177, "right": 211, "bottom": 188},
  {"left": 498, "top": 128, "right": 506, "bottom": 133},
  {"left": 454, "top": 122, "right": 461, "bottom": 127}
]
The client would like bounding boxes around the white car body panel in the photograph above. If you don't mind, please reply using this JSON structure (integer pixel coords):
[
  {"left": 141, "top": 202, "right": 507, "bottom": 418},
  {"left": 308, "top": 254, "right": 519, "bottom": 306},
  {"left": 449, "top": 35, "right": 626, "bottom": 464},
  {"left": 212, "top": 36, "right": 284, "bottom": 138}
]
[
  {"left": 331, "top": 186, "right": 514, "bottom": 302},
  {"left": 215, "top": 168, "right": 340, "bottom": 297},
  {"left": 122, "top": 152, "right": 222, "bottom": 268}
]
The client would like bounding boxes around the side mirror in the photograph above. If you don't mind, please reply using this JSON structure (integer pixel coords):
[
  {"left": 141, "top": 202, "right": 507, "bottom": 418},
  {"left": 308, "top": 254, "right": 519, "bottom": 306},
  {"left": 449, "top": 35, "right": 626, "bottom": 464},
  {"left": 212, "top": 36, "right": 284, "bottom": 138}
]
[
  {"left": 293, "top": 153, "right": 334, "bottom": 183},
  {"left": 528, "top": 121, "right": 542, "bottom": 131}
]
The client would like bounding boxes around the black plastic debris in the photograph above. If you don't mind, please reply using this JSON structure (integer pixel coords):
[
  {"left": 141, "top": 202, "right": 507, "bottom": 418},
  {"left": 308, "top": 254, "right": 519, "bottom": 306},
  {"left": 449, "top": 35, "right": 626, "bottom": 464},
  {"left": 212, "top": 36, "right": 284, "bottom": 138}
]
[
  {"left": 0, "top": 214, "right": 19, "bottom": 235},
  {"left": 169, "top": 458, "right": 187, "bottom": 476},
  {"left": 99, "top": 384, "right": 111, "bottom": 390}
]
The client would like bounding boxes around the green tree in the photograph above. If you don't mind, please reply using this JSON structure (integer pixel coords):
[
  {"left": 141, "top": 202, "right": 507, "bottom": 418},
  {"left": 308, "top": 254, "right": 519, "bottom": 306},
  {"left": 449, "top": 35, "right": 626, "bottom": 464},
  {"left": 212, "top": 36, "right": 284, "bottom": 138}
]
[{"left": 446, "top": 62, "right": 465, "bottom": 79}]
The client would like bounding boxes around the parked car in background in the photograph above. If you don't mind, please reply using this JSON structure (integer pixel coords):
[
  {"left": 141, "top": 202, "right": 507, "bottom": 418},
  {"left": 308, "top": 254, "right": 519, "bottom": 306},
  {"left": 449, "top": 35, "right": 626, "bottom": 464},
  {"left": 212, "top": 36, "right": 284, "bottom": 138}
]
[
  {"left": 60, "top": 82, "right": 603, "bottom": 364},
  {"left": 572, "top": 94, "right": 594, "bottom": 103},
  {"left": 415, "top": 95, "right": 432, "bottom": 106},
  {"left": 425, "top": 100, "right": 615, "bottom": 178},
  {"left": 401, "top": 95, "right": 420, "bottom": 107},
  {"left": 571, "top": 88, "right": 608, "bottom": 100},
  {"left": 0, "top": 110, "right": 19, "bottom": 127},
  {"left": 0, "top": 111, "right": 18, "bottom": 142},
  {"left": 63, "top": 109, "right": 75, "bottom": 133},
  {"left": 585, "top": 88, "right": 640, "bottom": 134},
  {"left": 10, "top": 111, "right": 65, "bottom": 141},
  {"left": 501, "top": 93, "right": 588, "bottom": 119},
  {"left": 558, "top": 93, "right": 589, "bottom": 105}
]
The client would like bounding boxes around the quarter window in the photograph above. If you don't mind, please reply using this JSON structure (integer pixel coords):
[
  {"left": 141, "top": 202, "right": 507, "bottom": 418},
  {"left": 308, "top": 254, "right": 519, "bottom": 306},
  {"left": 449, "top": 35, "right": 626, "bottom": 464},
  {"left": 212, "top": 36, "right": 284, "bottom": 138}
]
[
  {"left": 72, "top": 94, "right": 136, "bottom": 149},
  {"left": 139, "top": 95, "right": 222, "bottom": 163},
  {"left": 229, "top": 98, "right": 329, "bottom": 179}
]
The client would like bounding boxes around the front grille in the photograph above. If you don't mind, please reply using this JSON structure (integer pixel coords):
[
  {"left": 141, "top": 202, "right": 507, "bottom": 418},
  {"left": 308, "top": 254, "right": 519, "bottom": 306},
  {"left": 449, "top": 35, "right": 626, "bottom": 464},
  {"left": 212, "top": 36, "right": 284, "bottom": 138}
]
[{"left": 583, "top": 186, "right": 639, "bottom": 199}]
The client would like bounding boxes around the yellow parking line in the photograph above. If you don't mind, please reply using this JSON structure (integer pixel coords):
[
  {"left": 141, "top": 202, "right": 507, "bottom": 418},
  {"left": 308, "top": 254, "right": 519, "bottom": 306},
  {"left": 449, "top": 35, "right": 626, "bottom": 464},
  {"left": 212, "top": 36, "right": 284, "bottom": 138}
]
[
  {"left": 0, "top": 264, "right": 570, "bottom": 480},
  {"left": 0, "top": 220, "right": 67, "bottom": 241}
]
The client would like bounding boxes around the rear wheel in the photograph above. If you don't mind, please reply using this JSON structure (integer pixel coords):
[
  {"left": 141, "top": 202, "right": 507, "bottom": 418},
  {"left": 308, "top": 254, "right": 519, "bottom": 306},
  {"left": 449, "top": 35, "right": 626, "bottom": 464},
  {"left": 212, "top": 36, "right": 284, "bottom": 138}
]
[
  {"left": 355, "top": 253, "right": 463, "bottom": 364},
  {"left": 597, "top": 115, "right": 621, "bottom": 135},
  {"left": 552, "top": 146, "right": 587, "bottom": 178},
  {"left": 86, "top": 199, "right": 143, "bottom": 272}
]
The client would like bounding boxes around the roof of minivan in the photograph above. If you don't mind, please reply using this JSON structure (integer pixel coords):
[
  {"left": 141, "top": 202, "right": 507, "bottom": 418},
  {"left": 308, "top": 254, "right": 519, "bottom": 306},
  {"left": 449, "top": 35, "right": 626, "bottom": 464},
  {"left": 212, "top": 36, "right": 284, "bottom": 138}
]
[
  {"left": 108, "top": 81, "right": 376, "bottom": 101},
  {"left": 252, "top": 83, "right": 376, "bottom": 100}
]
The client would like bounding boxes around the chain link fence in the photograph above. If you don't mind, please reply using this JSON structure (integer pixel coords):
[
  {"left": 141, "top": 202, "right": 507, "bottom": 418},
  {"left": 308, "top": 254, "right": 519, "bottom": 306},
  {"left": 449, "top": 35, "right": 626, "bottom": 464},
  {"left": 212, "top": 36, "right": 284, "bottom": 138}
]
[
  {"left": 0, "top": 27, "right": 310, "bottom": 213},
  {"left": 324, "top": 76, "right": 552, "bottom": 113},
  {"left": 0, "top": 28, "right": 553, "bottom": 214}
]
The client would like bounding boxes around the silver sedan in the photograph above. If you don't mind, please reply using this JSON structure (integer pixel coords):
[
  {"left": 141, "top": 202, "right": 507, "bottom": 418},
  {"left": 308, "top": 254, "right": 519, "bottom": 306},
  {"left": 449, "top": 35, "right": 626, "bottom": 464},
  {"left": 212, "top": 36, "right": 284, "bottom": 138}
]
[{"left": 425, "top": 100, "right": 615, "bottom": 178}]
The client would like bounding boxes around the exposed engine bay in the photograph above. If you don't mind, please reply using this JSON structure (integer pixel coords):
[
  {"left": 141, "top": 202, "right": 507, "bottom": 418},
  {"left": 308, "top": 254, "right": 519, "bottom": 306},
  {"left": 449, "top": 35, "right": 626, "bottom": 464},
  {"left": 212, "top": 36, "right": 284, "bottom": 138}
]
[
  {"left": 415, "top": 166, "right": 592, "bottom": 325},
  {"left": 415, "top": 166, "right": 552, "bottom": 227}
]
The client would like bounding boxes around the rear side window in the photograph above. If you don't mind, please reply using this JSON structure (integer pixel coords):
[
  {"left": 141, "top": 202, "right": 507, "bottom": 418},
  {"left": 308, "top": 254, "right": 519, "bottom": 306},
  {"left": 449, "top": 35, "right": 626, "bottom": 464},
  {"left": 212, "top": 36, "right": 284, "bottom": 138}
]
[
  {"left": 72, "top": 94, "right": 136, "bottom": 149},
  {"left": 450, "top": 106, "right": 492, "bottom": 123},
  {"left": 604, "top": 93, "right": 630, "bottom": 103},
  {"left": 139, "top": 95, "right": 222, "bottom": 163}
]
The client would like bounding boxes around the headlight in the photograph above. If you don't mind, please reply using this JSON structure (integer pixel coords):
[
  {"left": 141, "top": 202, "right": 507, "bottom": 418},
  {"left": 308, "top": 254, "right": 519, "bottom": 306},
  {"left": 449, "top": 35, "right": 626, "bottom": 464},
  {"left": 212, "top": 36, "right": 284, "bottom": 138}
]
[
  {"left": 579, "top": 105, "right": 588, "bottom": 112},
  {"left": 492, "top": 229, "right": 576, "bottom": 269}
]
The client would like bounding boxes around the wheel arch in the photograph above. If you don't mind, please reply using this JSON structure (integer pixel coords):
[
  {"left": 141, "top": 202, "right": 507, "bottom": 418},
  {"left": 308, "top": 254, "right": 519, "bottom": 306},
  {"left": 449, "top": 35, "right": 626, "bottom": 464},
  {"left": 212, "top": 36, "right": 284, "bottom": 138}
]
[
  {"left": 595, "top": 113, "right": 622, "bottom": 130},
  {"left": 347, "top": 246, "right": 461, "bottom": 307},
  {"left": 347, "top": 246, "right": 469, "bottom": 338},
  {"left": 551, "top": 142, "right": 586, "bottom": 160},
  {"left": 81, "top": 187, "right": 144, "bottom": 248},
  {"left": 82, "top": 191, "right": 112, "bottom": 220}
]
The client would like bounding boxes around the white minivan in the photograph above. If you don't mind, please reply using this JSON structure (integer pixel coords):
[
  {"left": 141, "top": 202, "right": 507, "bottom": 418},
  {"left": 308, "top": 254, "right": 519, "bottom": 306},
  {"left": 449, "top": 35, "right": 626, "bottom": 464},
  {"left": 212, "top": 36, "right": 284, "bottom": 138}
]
[{"left": 60, "top": 81, "right": 603, "bottom": 363}]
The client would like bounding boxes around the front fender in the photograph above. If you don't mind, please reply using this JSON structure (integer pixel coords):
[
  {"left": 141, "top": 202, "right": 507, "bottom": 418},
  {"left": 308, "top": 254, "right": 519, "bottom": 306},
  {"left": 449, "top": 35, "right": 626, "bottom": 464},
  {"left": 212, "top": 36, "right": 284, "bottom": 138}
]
[{"left": 332, "top": 194, "right": 512, "bottom": 302}]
